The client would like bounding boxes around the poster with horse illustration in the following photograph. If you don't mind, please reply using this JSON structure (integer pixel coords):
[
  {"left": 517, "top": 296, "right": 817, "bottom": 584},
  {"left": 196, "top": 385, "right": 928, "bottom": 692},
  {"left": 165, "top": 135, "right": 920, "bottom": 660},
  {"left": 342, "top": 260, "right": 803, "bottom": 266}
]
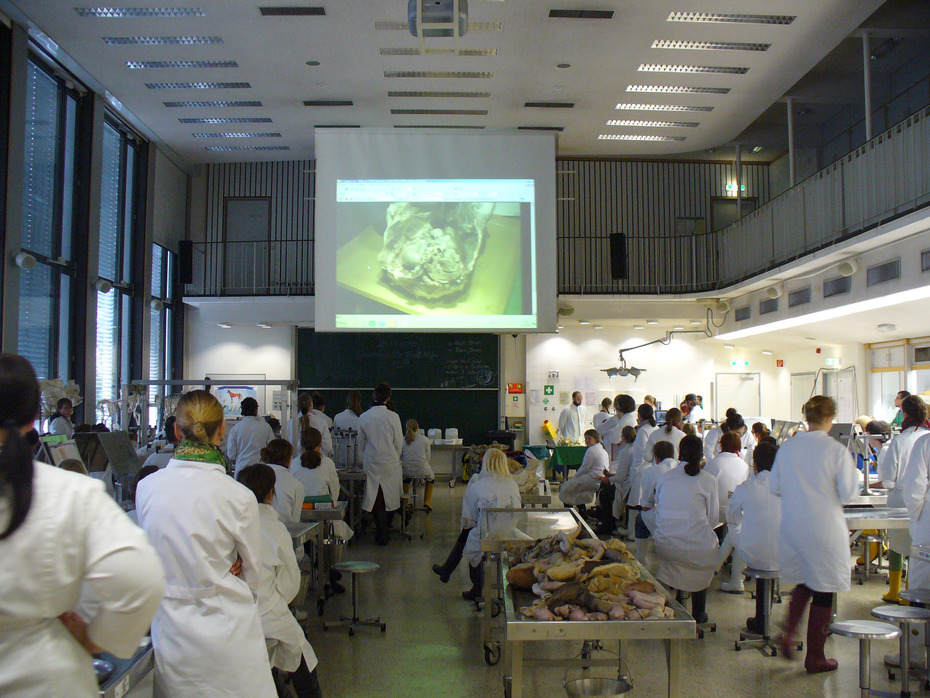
[{"left": 215, "top": 385, "right": 259, "bottom": 417}]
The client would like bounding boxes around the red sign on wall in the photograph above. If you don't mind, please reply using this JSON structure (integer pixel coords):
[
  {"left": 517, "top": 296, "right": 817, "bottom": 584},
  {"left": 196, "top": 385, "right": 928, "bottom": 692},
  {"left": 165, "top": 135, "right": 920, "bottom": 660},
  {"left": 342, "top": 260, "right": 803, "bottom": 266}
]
[
  {"left": 776, "top": 360, "right": 784, "bottom": 368},
  {"left": 507, "top": 383, "right": 524, "bottom": 394}
]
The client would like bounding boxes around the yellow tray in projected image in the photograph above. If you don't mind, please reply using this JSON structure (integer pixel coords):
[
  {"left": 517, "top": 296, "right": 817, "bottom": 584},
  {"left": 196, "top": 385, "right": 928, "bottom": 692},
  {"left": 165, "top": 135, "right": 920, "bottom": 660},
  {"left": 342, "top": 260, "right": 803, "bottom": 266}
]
[{"left": 336, "top": 214, "right": 522, "bottom": 316}]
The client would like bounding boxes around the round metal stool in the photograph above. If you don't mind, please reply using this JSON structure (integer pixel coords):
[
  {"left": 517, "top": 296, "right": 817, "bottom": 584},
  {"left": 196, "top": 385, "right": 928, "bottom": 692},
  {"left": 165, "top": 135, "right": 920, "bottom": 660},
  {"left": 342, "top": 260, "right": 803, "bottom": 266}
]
[
  {"left": 323, "top": 561, "right": 386, "bottom": 636},
  {"left": 831, "top": 620, "right": 901, "bottom": 698},
  {"left": 873, "top": 604, "right": 930, "bottom": 696},
  {"left": 735, "top": 568, "right": 794, "bottom": 657},
  {"left": 856, "top": 534, "right": 885, "bottom": 584},
  {"left": 899, "top": 588, "right": 930, "bottom": 690}
]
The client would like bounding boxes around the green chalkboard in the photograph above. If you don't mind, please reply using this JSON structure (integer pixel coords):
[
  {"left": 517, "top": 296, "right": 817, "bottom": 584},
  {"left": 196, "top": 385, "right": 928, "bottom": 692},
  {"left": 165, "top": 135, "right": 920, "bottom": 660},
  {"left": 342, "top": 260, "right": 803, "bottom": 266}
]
[{"left": 296, "top": 330, "right": 499, "bottom": 389}]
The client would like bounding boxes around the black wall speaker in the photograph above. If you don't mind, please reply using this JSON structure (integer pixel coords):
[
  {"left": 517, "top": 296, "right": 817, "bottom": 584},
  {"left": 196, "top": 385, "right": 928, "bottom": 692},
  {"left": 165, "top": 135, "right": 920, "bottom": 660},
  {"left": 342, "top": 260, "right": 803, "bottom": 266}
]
[
  {"left": 179, "top": 240, "right": 193, "bottom": 285},
  {"left": 609, "top": 233, "right": 627, "bottom": 280}
]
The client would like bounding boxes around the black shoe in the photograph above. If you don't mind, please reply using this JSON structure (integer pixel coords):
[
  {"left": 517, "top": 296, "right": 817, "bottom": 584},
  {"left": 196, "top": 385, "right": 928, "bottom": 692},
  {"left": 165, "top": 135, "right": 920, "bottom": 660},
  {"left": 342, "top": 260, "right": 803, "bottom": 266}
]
[
  {"left": 432, "top": 563, "right": 451, "bottom": 584},
  {"left": 694, "top": 612, "right": 709, "bottom": 625},
  {"left": 746, "top": 616, "right": 761, "bottom": 634},
  {"left": 330, "top": 580, "right": 346, "bottom": 594},
  {"left": 462, "top": 587, "right": 480, "bottom": 601}
]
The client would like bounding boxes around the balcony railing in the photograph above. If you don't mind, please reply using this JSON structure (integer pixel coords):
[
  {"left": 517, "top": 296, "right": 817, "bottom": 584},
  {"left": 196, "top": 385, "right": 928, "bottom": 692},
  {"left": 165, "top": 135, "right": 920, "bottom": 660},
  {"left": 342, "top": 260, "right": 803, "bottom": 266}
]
[{"left": 185, "top": 238, "right": 314, "bottom": 296}]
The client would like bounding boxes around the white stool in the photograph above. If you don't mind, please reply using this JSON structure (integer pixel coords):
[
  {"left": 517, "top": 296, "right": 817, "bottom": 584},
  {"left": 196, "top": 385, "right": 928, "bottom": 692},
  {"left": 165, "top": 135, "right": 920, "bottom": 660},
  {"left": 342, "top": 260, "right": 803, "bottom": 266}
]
[
  {"left": 899, "top": 588, "right": 930, "bottom": 690},
  {"left": 831, "top": 620, "right": 901, "bottom": 698},
  {"left": 872, "top": 604, "right": 930, "bottom": 697}
]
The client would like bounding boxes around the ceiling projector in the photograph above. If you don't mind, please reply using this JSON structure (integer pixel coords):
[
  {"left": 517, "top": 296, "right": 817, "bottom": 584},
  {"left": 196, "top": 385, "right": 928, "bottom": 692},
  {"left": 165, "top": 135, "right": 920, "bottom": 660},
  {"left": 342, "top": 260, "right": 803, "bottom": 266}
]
[{"left": 408, "top": 0, "right": 469, "bottom": 37}]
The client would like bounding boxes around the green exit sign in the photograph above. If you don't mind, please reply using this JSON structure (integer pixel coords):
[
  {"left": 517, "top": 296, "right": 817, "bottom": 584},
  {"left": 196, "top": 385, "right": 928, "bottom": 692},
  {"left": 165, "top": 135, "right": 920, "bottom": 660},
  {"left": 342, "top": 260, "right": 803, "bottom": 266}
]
[{"left": 730, "top": 360, "right": 749, "bottom": 368}]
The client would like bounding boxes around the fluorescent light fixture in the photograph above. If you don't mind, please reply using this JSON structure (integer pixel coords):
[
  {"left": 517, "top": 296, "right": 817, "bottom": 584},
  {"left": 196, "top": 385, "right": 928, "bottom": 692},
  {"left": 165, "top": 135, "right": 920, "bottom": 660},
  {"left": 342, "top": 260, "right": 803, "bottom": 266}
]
[
  {"left": 762, "top": 350, "right": 773, "bottom": 355},
  {"left": 666, "top": 12, "right": 795, "bottom": 26},
  {"left": 193, "top": 132, "right": 281, "bottom": 138},
  {"left": 638, "top": 63, "right": 748, "bottom": 75},
  {"left": 164, "top": 100, "right": 262, "bottom": 108},
  {"left": 715, "top": 284, "right": 930, "bottom": 340},
  {"left": 146, "top": 82, "right": 250, "bottom": 90},
  {"left": 179, "top": 117, "right": 272, "bottom": 124},
  {"left": 633, "top": 325, "right": 645, "bottom": 330},
  {"left": 690, "top": 320, "right": 703, "bottom": 326},
  {"left": 598, "top": 134, "right": 686, "bottom": 141},
  {"left": 204, "top": 145, "right": 290, "bottom": 151},
  {"left": 615, "top": 103, "right": 714, "bottom": 112},
  {"left": 877, "top": 323, "right": 896, "bottom": 333},
  {"left": 76, "top": 7, "right": 207, "bottom": 17},
  {"left": 383, "top": 71, "right": 494, "bottom": 79},
  {"left": 217, "top": 323, "right": 232, "bottom": 328},
  {"left": 627, "top": 84, "right": 730, "bottom": 94},
  {"left": 723, "top": 344, "right": 735, "bottom": 349},
  {"left": 594, "top": 325, "right": 604, "bottom": 330},
  {"left": 646, "top": 320, "right": 658, "bottom": 325},
  {"left": 651, "top": 39, "right": 770, "bottom": 52},
  {"left": 605, "top": 119, "right": 698, "bottom": 127},
  {"left": 673, "top": 326, "right": 684, "bottom": 330},
  {"left": 578, "top": 320, "right": 591, "bottom": 325},
  {"left": 257, "top": 323, "right": 272, "bottom": 329},
  {"left": 388, "top": 91, "right": 491, "bottom": 98},
  {"left": 557, "top": 325, "right": 564, "bottom": 330},
  {"left": 103, "top": 36, "right": 222, "bottom": 45},
  {"left": 127, "top": 60, "right": 237, "bottom": 69}
]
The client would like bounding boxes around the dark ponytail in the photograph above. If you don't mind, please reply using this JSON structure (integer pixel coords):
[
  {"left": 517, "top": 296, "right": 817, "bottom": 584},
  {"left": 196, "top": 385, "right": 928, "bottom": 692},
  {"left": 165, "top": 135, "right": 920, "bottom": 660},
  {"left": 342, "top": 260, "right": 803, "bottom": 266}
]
[
  {"left": 638, "top": 403, "right": 656, "bottom": 428},
  {"left": 0, "top": 355, "right": 41, "bottom": 540},
  {"left": 664, "top": 408, "right": 682, "bottom": 435},
  {"left": 300, "top": 426, "right": 323, "bottom": 470},
  {"left": 678, "top": 434, "right": 704, "bottom": 477}
]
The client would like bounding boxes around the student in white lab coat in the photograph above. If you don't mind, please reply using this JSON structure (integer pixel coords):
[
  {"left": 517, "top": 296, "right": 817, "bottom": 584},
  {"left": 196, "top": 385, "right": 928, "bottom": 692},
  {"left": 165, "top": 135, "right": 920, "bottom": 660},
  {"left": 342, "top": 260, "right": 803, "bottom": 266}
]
[
  {"left": 237, "top": 465, "right": 321, "bottom": 697},
  {"left": 559, "top": 429, "right": 609, "bottom": 507},
  {"left": 226, "top": 396, "right": 275, "bottom": 476},
  {"left": 643, "top": 435, "right": 719, "bottom": 625},
  {"left": 596, "top": 394, "right": 636, "bottom": 446},
  {"left": 137, "top": 389, "right": 277, "bottom": 698},
  {"left": 358, "top": 382, "right": 404, "bottom": 546},
  {"left": 558, "top": 391, "right": 588, "bottom": 442},
  {"left": 143, "top": 416, "right": 178, "bottom": 469},
  {"left": 47, "top": 397, "right": 74, "bottom": 437},
  {"left": 633, "top": 440, "right": 678, "bottom": 563},
  {"left": 260, "top": 439, "right": 305, "bottom": 524},
  {"left": 291, "top": 427, "right": 340, "bottom": 505},
  {"left": 683, "top": 393, "right": 706, "bottom": 426},
  {"left": 462, "top": 449, "right": 521, "bottom": 600},
  {"left": 644, "top": 408, "right": 685, "bottom": 467},
  {"left": 710, "top": 431, "right": 753, "bottom": 592},
  {"left": 606, "top": 425, "right": 638, "bottom": 523},
  {"left": 726, "top": 440, "right": 781, "bottom": 634},
  {"left": 289, "top": 393, "right": 333, "bottom": 459},
  {"left": 310, "top": 391, "right": 333, "bottom": 430},
  {"left": 592, "top": 397, "right": 613, "bottom": 431},
  {"left": 0, "top": 354, "right": 165, "bottom": 698},
  {"left": 770, "top": 395, "right": 860, "bottom": 674},
  {"left": 401, "top": 418, "right": 435, "bottom": 510},
  {"left": 702, "top": 408, "right": 736, "bottom": 463},
  {"left": 333, "top": 390, "right": 363, "bottom": 468},
  {"left": 626, "top": 404, "right": 660, "bottom": 511}
]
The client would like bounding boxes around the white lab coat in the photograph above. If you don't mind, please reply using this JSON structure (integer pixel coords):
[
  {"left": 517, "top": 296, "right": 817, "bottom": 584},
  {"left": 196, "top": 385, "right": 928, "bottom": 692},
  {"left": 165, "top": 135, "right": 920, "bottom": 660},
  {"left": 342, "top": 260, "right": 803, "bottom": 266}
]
[
  {"left": 143, "top": 444, "right": 175, "bottom": 469},
  {"left": 311, "top": 408, "right": 333, "bottom": 430},
  {"left": 644, "top": 426, "right": 685, "bottom": 464},
  {"left": 592, "top": 410, "right": 611, "bottom": 431},
  {"left": 703, "top": 426, "right": 722, "bottom": 464},
  {"left": 610, "top": 443, "right": 634, "bottom": 519},
  {"left": 639, "top": 457, "right": 678, "bottom": 510},
  {"left": 727, "top": 470, "right": 780, "bottom": 571},
  {"left": 357, "top": 404, "right": 404, "bottom": 511},
  {"left": 227, "top": 416, "right": 275, "bottom": 475},
  {"left": 401, "top": 433, "right": 435, "bottom": 479},
  {"left": 686, "top": 404, "right": 706, "bottom": 424},
  {"left": 0, "top": 464, "right": 165, "bottom": 698},
  {"left": 559, "top": 443, "right": 609, "bottom": 506},
  {"left": 703, "top": 451, "right": 750, "bottom": 523},
  {"left": 291, "top": 455, "right": 340, "bottom": 504},
  {"left": 464, "top": 474, "right": 522, "bottom": 566},
  {"left": 558, "top": 403, "right": 588, "bottom": 441},
  {"left": 897, "top": 433, "right": 930, "bottom": 588},
  {"left": 769, "top": 430, "right": 860, "bottom": 593},
  {"left": 602, "top": 411, "right": 638, "bottom": 461},
  {"left": 48, "top": 414, "right": 74, "bottom": 438},
  {"left": 627, "top": 423, "right": 659, "bottom": 507},
  {"left": 255, "top": 504, "right": 317, "bottom": 673},
  {"left": 268, "top": 463, "right": 305, "bottom": 523},
  {"left": 879, "top": 426, "right": 929, "bottom": 553},
  {"left": 137, "top": 458, "right": 276, "bottom": 698},
  {"left": 288, "top": 413, "right": 333, "bottom": 459},
  {"left": 333, "top": 409, "right": 361, "bottom": 467},
  {"left": 643, "top": 465, "right": 719, "bottom": 592}
]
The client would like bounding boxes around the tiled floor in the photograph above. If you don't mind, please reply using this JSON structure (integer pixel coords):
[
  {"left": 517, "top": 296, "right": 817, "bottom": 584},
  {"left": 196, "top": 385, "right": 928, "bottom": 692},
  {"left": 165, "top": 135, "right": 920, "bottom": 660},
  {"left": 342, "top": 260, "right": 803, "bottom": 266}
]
[{"left": 302, "top": 485, "right": 919, "bottom": 698}]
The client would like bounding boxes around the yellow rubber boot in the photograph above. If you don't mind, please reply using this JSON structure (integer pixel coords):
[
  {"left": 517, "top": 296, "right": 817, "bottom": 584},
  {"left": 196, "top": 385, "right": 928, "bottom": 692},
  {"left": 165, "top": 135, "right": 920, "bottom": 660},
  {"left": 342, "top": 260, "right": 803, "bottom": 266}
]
[
  {"left": 424, "top": 481, "right": 434, "bottom": 511},
  {"left": 883, "top": 570, "right": 903, "bottom": 604},
  {"left": 856, "top": 530, "right": 881, "bottom": 564}
]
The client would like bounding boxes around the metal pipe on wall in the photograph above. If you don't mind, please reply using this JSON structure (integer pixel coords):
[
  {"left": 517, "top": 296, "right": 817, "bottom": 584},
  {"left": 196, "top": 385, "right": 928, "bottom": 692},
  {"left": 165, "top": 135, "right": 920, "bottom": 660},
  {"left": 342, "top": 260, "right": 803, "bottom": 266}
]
[
  {"left": 786, "top": 96, "right": 796, "bottom": 187},
  {"left": 863, "top": 31, "right": 873, "bottom": 141},
  {"left": 735, "top": 143, "right": 742, "bottom": 218}
]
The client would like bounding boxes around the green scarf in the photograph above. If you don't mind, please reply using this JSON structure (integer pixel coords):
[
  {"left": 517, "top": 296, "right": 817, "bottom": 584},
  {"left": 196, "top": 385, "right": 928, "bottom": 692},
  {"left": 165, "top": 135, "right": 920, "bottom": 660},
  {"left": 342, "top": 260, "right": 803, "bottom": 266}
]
[{"left": 174, "top": 440, "right": 228, "bottom": 468}]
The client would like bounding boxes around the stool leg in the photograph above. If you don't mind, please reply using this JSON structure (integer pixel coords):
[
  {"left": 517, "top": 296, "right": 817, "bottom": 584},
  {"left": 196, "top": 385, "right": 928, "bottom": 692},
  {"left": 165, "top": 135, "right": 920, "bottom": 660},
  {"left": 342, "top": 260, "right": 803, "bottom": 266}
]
[
  {"left": 760, "top": 579, "right": 771, "bottom": 639},
  {"left": 901, "top": 623, "right": 911, "bottom": 697},
  {"left": 351, "top": 573, "right": 359, "bottom": 623},
  {"left": 860, "top": 639, "right": 871, "bottom": 698}
]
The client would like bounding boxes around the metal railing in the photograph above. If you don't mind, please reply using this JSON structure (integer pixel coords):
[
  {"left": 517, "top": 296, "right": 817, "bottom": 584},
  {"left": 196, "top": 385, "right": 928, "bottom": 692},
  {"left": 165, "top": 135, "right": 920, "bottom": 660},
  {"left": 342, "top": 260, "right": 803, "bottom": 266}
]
[{"left": 184, "top": 238, "right": 314, "bottom": 296}]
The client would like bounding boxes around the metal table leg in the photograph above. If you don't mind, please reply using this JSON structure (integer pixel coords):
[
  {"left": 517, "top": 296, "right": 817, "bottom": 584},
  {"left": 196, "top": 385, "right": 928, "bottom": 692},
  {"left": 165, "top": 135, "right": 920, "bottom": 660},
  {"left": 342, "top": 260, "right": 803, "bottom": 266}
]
[
  {"left": 666, "top": 639, "right": 680, "bottom": 698},
  {"left": 510, "top": 640, "right": 523, "bottom": 698}
]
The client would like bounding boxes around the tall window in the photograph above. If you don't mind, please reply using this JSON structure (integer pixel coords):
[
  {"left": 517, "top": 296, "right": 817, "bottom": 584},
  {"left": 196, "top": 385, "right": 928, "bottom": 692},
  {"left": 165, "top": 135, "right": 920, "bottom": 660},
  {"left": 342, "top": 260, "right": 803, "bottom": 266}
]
[
  {"left": 96, "top": 118, "right": 141, "bottom": 406},
  {"left": 148, "top": 243, "right": 177, "bottom": 425},
  {"left": 18, "top": 57, "right": 79, "bottom": 380}
]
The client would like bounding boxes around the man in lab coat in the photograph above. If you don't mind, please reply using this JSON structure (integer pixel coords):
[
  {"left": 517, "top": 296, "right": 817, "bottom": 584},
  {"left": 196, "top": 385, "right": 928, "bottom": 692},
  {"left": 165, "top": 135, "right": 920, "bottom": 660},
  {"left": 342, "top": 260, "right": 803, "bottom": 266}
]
[
  {"left": 558, "top": 391, "right": 587, "bottom": 442},
  {"left": 358, "top": 382, "right": 404, "bottom": 546},
  {"left": 226, "top": 397, "right": 275, "bottom": 476}
]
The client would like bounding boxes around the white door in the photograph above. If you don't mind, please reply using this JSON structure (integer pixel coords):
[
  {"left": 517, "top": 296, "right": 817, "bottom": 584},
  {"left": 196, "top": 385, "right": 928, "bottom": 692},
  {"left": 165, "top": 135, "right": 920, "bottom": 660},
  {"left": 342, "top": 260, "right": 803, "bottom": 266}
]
[
  {"left": 715, "top": 373, "right": 761, "bottom": 418},
  {"left": 823, "top": 367, "right": 858, "bottom": 423},
  {"left": 790, "top": 372, "right": 817, "bottom": 422},
  {"left": 224, "top": 197, "right": 270, "bottom": 293}
]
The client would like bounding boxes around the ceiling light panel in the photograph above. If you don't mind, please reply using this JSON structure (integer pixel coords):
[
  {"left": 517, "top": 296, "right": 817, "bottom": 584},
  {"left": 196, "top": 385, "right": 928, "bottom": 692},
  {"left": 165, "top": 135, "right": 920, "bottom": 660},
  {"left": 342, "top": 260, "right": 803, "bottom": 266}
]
[
  {"left": 314, "top": 124, "right": 361, "bottom": 128},
  {"left": 615, "top": 103, "right": 713, "bottom": 111},
  {"left": 627, "top": 84, "right": 730, "bottom": 94},
  {"left": 164, "top": 100, "right": 262, "bottom": 107},
  {"left": 652, "top": 39, "right": 770, "bottom": 52},
  {"left": 127, "top": 60, "right": 238, "bottom": 69},
  {"left": 179, "top": 117, "right": 272, "bottom": 123},
  {"left": 103, "top": 36, "right": 222, "bottom": 45},
  {"left": 667, "top": 12, "right": 795, "bottom": 25},
  {"left": 598, "top": 134, "right": 686, "bottom": 141},
  {"left": 606, "top": 119, "right": 698, "bottom": 127},
  {"left": 384, "top": 71, "right": 493, "bottom": 79},
  {"left": 638, "top": 63, "right": 748, "bottom": 74},
  {"left": 192, "top": 132, "right": 281, "bottom": 138},
  {"left": 548, "top": 9, "right": 614, "bottom": 19},
  {"left": 388, "top": 91, "right": 491, "bottom": 98},
  {"left": 394, "top": 125, "right": 485, "bottom": 129},
  {"left": 258, "top": 6, "right": 325, "bottom": 15},
  {"left": 379, "top": 48, "right": 498, "bottom": 56},
  {"left": 525, "top": 102, "right": 574, "bottom": 108},
  {"left": 375, "top": 21, "right": 502, "bottom": 31},
  {"left": 146, "top": 82, "right": 250, "bottom": 89},
  {"left": 303, "top": 100, "right": 354, "bottom": 106},
  {"left": 519, "top": 126, "right": 564, "bottom": 131},
  {"left": 75, "top": 7, "right": 206, "bottom": 17},
  {"left": 391, "top": 108, "right": 488, "bottom": 115},
  {"left": 205, "top": 145, "right": 290, "bottom": 151}
]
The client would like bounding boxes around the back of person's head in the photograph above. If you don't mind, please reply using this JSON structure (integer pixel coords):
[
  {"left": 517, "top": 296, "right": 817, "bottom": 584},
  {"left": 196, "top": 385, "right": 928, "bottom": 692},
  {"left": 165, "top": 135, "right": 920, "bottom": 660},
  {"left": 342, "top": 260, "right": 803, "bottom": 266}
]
[
  {"left": 297, "top": 392, "right": 313, "bottom": 415},
  {"left": 600, "top": 397, "right": 613, "bottom": 411},
  {"left": 373, "top": 381, "right": 392, "bottom": 404},
  {"left": 237, "top": 463, "right": 276, "bottom": 504},
  {"left": 58, "top": 458, "right": 87, "bottom": 475},
  {"left": 617, "top": 394, "right": 636, "bottom": 415},
  {"left": 653, "top": 440, "right": 675, "bottom": 462},
  {"left": 175, "top": 389, "right": 224, "bottom": 444},
  {"left": 620, "top": 425, "right": 637, "bottom": 444},
  {"left": 681, "top": 423, "right": 696, "bottom": 436},
  {"left": 311, "top": 391, "right": 326, "bottom": 411},
  {"left": 854, "top": 415, "right": 873, "bottom": 431},
  {"left": 0, "top": 354, "right": 41, "bottom": 540},
  {"left": 753, "top": 441, "right": 777, "bottom": 472},
  {"left": 584, "top": 428, "right": 600, "bottom": 444},
  {"left": 899, "top": 390, "right": 912, "bottom": 400},
  {"left": 239, "top": 397, "right": 258, "bottom": 417},
  {"left": 725, "top": 412, "right": 745, "bottom": 433},
  {"left": 751, "top": 421, "right": 770, "bottom": 438},
  {"left": 347, "top": 390, "right": 363, "bottom": 416},
  {"left": 93, "top": 423, "right": 110, "bottom": 433},
  {"left": 678, "top": 435, "right": 704, "bottom": 476},
  {"left": 264, "top": 415, "right": 281, "bottom": 435},
  {"left": 261, "top": 438, "right": 294, "bottom": 466},
  {"left": 637, "top": 403, "right": 656, "bottom": 427},
  {"left": 483, "top": 448, "right": 510, "bottom": 478},
  {"left": 684, "top": 393, "right": 698, "bottom": 404},
  {"left": 719, "top": 431, "right": 741, "bottom": 454},
  {"left": 644, "top": 394, "right": 657, "bottom": 407},
  {"left": 405, "top": 418, "right": 420, "bottom": 444},
  {"left": 24, "top": 429, "right": 39, "bottom": 454},
  {"left": 664, "top": 407, "right": 682, "bottom": 433},
  {"left": 760, "top": 435, "right": 777, "bottom": 447},
  {"left": 865, "top": 420, "right": 891, "bottom": 437},
  {"left": 133, "top": 464, "right": 159, "bottom": 503},
  {"left": 56, "top": 397, "right": 73, "bottom": 412},
  {"left": 725, "top": 407, "right": 737, "bottom": 420},
  {"left": 804, "top": 395, "right": 837, "bottom": 426},
  {"left": 164, "top": 415, "right": 178, "bottom": 444},
  {"left": 902, "top": 395, "right": 928, "bottom": 424},
  {"left": 73, "top": 423, "right": 94, "bottom": 434},
  {"left": 300, "top": 427, "right": 323, "bottom": 469}
]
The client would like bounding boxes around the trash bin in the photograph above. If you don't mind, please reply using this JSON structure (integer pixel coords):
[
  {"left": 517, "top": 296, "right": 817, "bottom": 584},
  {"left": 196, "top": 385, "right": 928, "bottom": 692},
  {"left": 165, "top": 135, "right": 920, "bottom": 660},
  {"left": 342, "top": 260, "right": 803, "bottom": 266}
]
[
  {"left": 322, "top": 538, "right": 347, "bottom": 571},
  {"left": 564, "top": 678, "right": 632, "bottom": 697}
]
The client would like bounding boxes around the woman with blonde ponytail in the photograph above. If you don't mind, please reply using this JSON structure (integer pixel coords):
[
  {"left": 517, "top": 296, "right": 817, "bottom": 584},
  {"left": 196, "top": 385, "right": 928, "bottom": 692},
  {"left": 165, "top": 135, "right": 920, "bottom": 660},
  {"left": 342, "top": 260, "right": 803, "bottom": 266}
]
[
  {"left": 401, "top": 419, "right": 435, "bottom": 510},
  {"left": 136, "top": 390, "right": 277, "bottom": 697}
]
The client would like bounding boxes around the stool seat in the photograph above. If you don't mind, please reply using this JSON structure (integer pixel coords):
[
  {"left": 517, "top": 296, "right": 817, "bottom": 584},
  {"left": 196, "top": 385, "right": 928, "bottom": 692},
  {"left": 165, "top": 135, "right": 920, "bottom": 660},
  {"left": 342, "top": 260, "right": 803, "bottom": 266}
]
[
  {"left": 742, "top": 567, "right": 779, "bottom": 580},
  {"left": 333, "top": 560, "right": 379, "bottom": 574},
  {"left": 901, "top": 588, "right": 930, "bottom": 606},
  {"left": 860, "top": 534, "right": 884, "bottom": 542},
  {"left": 871, "top": 605, "right": 930, "bottom": 623},
  {"left": 831, "top": 620, "right": 901, "bottom": 640}
]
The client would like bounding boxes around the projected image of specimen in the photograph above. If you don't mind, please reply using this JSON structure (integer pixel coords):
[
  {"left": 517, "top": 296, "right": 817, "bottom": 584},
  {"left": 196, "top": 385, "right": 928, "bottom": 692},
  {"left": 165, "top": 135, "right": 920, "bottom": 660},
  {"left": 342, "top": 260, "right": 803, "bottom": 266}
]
[{"left": 377, "top": 202, "right": 494, "bottom": 302}]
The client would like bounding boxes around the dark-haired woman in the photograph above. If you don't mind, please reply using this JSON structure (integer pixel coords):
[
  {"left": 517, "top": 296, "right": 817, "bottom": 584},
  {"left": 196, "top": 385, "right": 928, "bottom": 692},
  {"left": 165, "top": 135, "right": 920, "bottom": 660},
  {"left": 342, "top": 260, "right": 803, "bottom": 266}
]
[
  {"left": 260, "top": 438, "right": 305, "bottom": 524},
  {"left": 333, "top": 390, "right": 363, "bottom": 467},
  {"left": 291, "top": 427, "right": 340, "bottom": 506},
  {"left": 644, "top": 434, "right": 719, "bottom": 625},
  {"left": 48, "top": 397, "right": 74, "bottom": 437},
  {"left": 0, "top": 354, "right": 165, "bottom": 697}
]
